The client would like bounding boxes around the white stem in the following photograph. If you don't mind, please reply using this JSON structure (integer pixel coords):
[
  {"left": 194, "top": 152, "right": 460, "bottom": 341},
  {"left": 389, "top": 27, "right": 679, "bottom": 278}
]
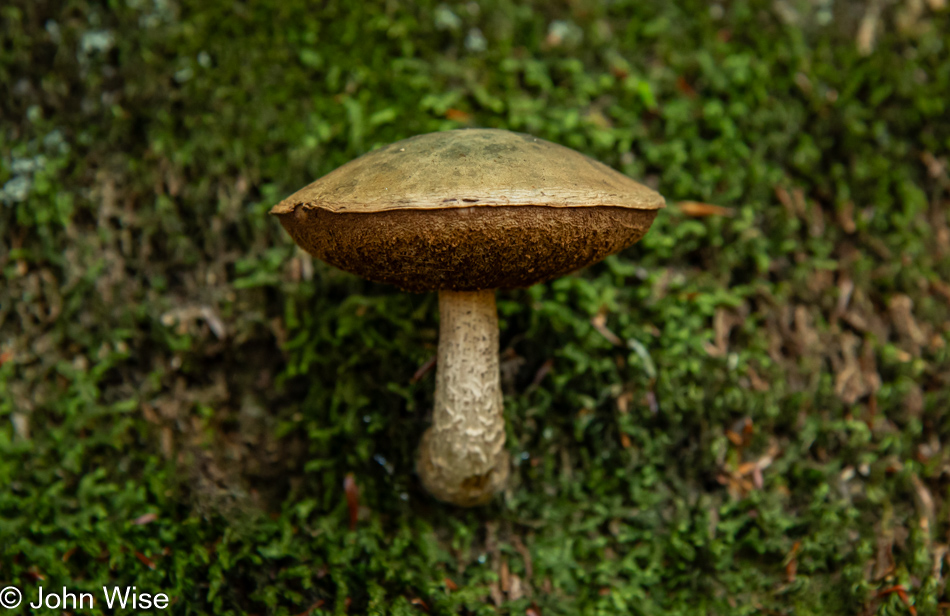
[{"left": 417, "top": 289, "right": 509, "bottom": 506}]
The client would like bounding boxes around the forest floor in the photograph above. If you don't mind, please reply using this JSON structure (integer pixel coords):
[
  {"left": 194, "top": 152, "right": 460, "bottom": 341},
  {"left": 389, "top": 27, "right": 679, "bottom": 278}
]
[{"left": 2, "top": 1, "right": 950, "bottom": 614}]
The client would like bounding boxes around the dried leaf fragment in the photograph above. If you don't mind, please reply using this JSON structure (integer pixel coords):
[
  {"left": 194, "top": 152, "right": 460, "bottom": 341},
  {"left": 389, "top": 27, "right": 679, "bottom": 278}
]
[
  {"left": 135, "top": 551, "right": 156, "bottom": 570},
  {"left": 785, "top": 540, "right": 801, "bottom": 582},
  {"left": 678, "top": 201, "right": 735, "bottom": 217},
  {"left": 294, "top": 599, "right": 325, "bottom": 616},
  {"left": 411, "top": 355, "right": 437, "bottom": 383},
  {"left": 445, "top": 108, "right": 472, "bottom": 122},
  {"left": 857, "top": 0, "right": 883, "bottom": 56},
  {"left": 876, "top": 585, "right": 916, "bottom": 615},
  {"left": 591, "top": 308, "right": 623, "bottom": 346},
  {"left": 344, "top": 473, "right": 359, "bottom": 531},
  {"left": 132, "top": 512, "right": 158, "bottom": 525}
]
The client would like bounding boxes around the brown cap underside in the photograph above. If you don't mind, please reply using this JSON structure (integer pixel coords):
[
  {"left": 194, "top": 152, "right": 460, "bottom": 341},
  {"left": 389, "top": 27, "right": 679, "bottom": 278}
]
[
  {"left": 271, "top": 129, "right": 665, "bottom": 215},
  {"left": 276, "top": 206, "right": 658, "bottom": 292}
]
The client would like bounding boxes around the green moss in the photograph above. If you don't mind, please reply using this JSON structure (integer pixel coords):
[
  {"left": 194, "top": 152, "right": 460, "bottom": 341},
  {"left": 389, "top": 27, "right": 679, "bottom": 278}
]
[{"left": 2, "top": 0, "right": 949, "bottom": 614}]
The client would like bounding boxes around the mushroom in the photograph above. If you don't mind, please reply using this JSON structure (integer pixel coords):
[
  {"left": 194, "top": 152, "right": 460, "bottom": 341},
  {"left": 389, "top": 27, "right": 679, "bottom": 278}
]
[{"left": 271, "top": 129, "right": 664, "bottom": 506}]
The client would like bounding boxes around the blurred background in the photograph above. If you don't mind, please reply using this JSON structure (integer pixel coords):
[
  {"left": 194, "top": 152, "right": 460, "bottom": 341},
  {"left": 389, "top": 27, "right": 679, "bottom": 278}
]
[{"left": 2, "top": 0, "right": 949, "bottom": 614}]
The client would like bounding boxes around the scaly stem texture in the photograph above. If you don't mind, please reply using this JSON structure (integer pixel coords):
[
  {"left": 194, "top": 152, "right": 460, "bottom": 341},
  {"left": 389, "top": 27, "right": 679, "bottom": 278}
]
[{"left": 417, "top": 289, "right": 509, "bottom": 506}]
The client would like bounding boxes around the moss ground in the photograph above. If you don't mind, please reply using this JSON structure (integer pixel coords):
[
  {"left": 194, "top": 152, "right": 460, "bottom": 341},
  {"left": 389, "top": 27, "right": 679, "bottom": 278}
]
[{"left": 2, "top": 1, "right": 950, "bottom": 614}]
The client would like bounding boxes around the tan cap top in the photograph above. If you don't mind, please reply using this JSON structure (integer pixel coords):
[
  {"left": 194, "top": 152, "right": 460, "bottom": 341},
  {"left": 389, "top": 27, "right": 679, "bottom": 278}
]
[{"left": 270, "top": 128, "right": 665, "bottom": 215}]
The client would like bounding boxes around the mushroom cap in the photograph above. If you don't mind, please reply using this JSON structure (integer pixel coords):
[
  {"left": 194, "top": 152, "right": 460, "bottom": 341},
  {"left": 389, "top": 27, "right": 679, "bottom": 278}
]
[{"left": 271, "top": 128, "right": 664, "bottom": 292}]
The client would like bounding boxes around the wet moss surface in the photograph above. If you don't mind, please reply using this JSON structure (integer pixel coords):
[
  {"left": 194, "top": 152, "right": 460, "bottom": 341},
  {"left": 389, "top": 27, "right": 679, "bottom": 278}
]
[{"left": 2, "top": 1, "right": 949, "bottom": 614}]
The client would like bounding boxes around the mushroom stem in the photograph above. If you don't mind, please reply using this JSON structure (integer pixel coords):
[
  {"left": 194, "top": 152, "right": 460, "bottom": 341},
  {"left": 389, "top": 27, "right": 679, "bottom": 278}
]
[{"left": 418, "top": 289, "right": 509, "bottom": 506}]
